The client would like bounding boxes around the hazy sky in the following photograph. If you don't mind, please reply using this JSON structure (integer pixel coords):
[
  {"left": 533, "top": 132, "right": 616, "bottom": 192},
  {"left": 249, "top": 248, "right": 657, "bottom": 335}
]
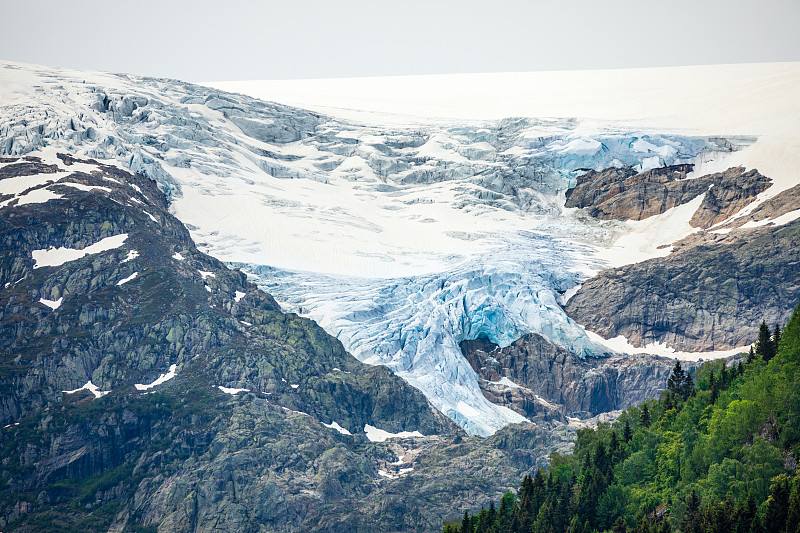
[{"left": 1, "top": 0, "right": 799, "bottom": 82}]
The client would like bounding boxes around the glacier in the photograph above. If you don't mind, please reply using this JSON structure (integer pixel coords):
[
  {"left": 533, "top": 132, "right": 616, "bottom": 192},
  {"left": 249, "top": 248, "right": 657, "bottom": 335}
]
[{"left": 0, "top": 60, "right": 767, "bottom": 435}]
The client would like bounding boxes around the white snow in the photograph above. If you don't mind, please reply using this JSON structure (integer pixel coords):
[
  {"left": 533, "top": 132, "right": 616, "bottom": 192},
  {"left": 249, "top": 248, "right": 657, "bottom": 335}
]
[
  {"left": 584, "top": 329, "right": 750, "bottom": 362},
  {"left": 143, "top": 211, "right": 158, "bottom": 223},
  {"left": 456, "top": 401, "right": 480, "bottom": 418},
  {"left": 559, "top": 138, "right": 602, "bottom": 156},
  {"left": 592, "top": 194, "right": 707, "bottom": 268},
  {"left": 218, "top": 385, "right": 250, "bottom": 395},
  {"left": 204, "top": 285, "right": 211, "bottom": 293},
  {"left": 172, "top": 252, "right": 185, "bottom": 261},
  {"left": 234, "top": 291, "right": 246, "bottom": 302},
  {"left": 0, "top": 172, "right": 62, "bottom": 195},
  {"left": 198, "top": 270, "right": 216, "bottom": 279},
  {"left": 323, "top": 421, "right": 352, "bottom": 435},
  {"left": 117, "top": 272, "right": 138, "bottom": 285},
  {"left": 3, "top": 60, "right": 799, "bottom": 436},
  {"left": 290, "top": 384, "right": 299, "bottom": 389},
  {"left": 63, "top": 381, "right": 110, "bottom": 399},
  {"left": 39, "top": 297, "right": 63, "bottom": 310},
  {"left": 240, "top": 320, "right": 252, "bottom": 326},
  {"left": 0, "top": 187, "right": 64, "bottom": 208},
  {"left": 739, "top": 208, "right": 800, "bottom": 229},
  {"left": 122, "top": 250, "right": 139, "bottom": 263},
  {"left": 32, "top": 233, "right": 128, "bottom": 268},
  {"left": 134, "top": 364, "right": 177, "bottom": 391},
  {"left": 364, "top": 424, "right": 424, "bottom": 442},
  {"left": 57, "top": 182, "right": 112, "bottom": 193}
]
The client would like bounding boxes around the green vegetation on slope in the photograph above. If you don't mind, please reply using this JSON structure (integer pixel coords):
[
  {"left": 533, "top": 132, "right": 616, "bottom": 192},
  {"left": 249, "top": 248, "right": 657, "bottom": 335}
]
[{"left": 445, "top": 303, "right": 800, "bottom": 533}]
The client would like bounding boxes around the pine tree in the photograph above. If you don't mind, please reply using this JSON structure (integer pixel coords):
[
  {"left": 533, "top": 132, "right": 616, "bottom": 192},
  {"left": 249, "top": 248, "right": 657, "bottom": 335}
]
[
  {"left": 757, "top": 320, "right": 776, "bottom": 361},
  {"left": 610, "top": 430, "right": 619, "bottom": 456},
  {"left": 747, "top": 346, "right": 755, "bottom": 363},
  {"left": 623, "top": 419, "right": 633, "bottom": 443},
  {"left": 786, "top": 476, "right": 800, "bottom": 533},
  {"left": 774, "top": 323, "right": 782, "bottom": 354},
  {"left": 681, "top": 371, "right": 694, "bottom": 399},
  {"left": 641, "top": 403, "right": 651, "bottom": 427},
  {"left": 680, "top": 490, "right": 700, "bottom": 533},
  {"left": 667, "top": 360, "right": 686, "bottom": 397},
  {"left": 487, "top": 500, "right": 496, "bottom": 525},
  {"left": 461, "top": 510, "right": 471, "bottom": 533},
  {"left": 734, "top": 493, "right": 757, "bottom": 533},
  {"left": 764, "top": 475, "right": 791, "bottom": 533}
]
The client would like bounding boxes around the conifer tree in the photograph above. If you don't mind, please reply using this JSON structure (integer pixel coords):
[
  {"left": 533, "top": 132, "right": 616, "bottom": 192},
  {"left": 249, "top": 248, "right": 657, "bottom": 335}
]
[
  {"left": 774, "top": 323, "right": 782, "bottom": 354},
  {"left": 734, "top": 493, "right": 757, "bottom": 533},
  {"left": 641, "top": 403, "right": 651, "bottom": 427},
  {"left": 623, "top": 418, "right": 632, "bottom": 443},
  {"left": 460, "top": 510, "right": 471, "bottom": 533},
  {"left": 757, "top": 320, "right": 776, "bottom": 361},
  {"left": 747, "top": 345, "right": 755, "bottom": 363},
  {"left": 680, "top": 490, "right": 700, "bottom": 533},
  {"left": 610, "top": 430, "right": 619, "bottom": 451},
  {"left": 667, "top": 360, "right": 685, "bottom": 396},
  {"left": 681, "top": 371, "right": 694, "bottom": 399},
  {"left": 764, "top": 475, "right": 791, "bottom": 533},
  {"left": 787, "top": 476, "right": 800, "bottom": 533}
]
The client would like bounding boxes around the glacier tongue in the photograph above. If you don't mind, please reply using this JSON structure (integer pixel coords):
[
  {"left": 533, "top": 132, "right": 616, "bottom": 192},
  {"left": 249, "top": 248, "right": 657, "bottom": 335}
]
[
  {"left": 240, "top": 232, "right": 609, "bottom": 436},
  {"left": 0, "top": 61, "right": 743, "bottom": 435}
]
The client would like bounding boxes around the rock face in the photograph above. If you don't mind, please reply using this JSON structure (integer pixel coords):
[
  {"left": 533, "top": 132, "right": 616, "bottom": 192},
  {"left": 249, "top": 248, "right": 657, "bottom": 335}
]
[
  {"left": 461, "top": 335, "right": 677, "bottom": 421},
  {"left": 565, "top": 219, "right": 800, "bottom": 351},
  {"left": 564, "top": 165, "right": 771, "bottom": 228},
  {"left": 0, "top": 154, "right": 585, "bottom": 533}
]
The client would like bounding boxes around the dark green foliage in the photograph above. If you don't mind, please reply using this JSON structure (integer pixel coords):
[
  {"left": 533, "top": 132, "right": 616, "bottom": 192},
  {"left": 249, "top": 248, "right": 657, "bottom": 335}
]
[
  {"left": 444, "top": 303, "right": 800, "bottom": 533},
  {"left": 641, "top": 403, "right": 651, "bottom": 427},
  {"left": 757, "top": 320, "right": 777, "bottom": 361}
]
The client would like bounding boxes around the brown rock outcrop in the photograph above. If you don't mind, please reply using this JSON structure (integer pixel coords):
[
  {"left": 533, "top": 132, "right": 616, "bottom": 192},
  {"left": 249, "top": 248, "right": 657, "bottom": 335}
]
[{"left": 565, "top": 165, "right": 771, "bottom": 228}]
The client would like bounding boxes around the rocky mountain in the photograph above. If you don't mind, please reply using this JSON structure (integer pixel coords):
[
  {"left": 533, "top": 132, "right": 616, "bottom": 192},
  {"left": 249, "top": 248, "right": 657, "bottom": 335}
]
[
  {"left": 564, "top": 164, "right": 771, "bottom": 228},
  {"left": 0, "top": 60, "right": 767, "bottom": 436},
  {"left": 1, "top": 60, "right": 799, "bottom": 532},
  {"left": 0, "top": 153, "right": 643, "bottom": 533},
  {"left": 460, "top": 335, "right": 677, "bottom": 422},
  {"left": 565, "top": 218, "right": 800, "bottom": 351}
]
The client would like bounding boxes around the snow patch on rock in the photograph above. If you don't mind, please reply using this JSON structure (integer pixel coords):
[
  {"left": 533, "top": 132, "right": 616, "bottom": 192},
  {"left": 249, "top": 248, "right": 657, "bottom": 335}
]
[{"left": 135, "top": 364, "right": 177, "bottom": 391}]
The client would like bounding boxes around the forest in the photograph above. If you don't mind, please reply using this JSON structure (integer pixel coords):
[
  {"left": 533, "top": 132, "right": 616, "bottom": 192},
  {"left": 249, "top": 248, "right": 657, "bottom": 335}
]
[{"left": 444, "top": 304, "right": 800, "bottom": 533}]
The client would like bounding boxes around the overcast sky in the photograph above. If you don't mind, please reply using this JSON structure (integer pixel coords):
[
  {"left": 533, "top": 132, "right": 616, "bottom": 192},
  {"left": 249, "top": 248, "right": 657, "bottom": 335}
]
[{"left": 1, "top": 0, "right": 799, "bottom": 82}]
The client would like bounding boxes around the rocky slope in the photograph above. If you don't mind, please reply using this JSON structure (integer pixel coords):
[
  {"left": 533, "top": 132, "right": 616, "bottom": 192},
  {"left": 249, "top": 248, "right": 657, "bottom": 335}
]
[
  {"left": 564, "top": 164, "right": 770, "bottom": 228},
  {"left": 460, "top": 335, "right": 677, "bottom": 422},
  {"left": 0, "top": 154, "right": 600, "bottom": 532},
  {"left": 565, "top": 219, "right": 800, "bottom": 351}
]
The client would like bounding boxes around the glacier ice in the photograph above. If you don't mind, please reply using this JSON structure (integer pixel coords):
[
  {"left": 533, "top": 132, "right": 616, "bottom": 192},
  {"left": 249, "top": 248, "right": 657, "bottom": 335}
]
[{"left": 0, "top": 61, "right": 751, "bottom": 435}]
